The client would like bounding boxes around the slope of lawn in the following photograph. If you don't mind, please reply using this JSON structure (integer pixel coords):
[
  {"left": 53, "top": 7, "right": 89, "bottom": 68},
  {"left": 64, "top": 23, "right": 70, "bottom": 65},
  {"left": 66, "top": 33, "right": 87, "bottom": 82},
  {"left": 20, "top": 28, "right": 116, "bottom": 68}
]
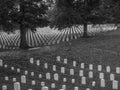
[{"left": 0, "top": 28, "right": 120, "bottom": 90}]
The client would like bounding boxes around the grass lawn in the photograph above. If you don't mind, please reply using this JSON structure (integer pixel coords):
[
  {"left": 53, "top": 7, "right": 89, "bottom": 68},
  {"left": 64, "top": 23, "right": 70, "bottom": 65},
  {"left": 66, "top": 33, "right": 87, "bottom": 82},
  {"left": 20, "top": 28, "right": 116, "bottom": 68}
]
[{"left": 0, "top": 28, "right": 120, "bottom": 90}]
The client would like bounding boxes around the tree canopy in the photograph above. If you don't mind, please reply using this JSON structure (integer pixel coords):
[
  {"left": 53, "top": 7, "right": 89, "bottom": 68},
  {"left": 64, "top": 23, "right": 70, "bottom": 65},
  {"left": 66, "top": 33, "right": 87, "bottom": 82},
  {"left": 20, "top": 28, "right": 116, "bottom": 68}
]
[
  {"left": 0, "top": 0, "right": 49, "bottom": 49},
  {"left": 48, "top": 0, "right": 120, "bottom": 30}
]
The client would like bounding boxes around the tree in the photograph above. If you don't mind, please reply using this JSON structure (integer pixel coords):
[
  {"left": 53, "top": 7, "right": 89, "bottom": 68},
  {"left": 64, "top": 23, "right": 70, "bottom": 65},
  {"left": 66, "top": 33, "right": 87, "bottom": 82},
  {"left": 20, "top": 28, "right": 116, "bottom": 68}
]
[
  {"left": 48, "top": 0, "right": 119, "bottom": 37},
  {"left": 0, "top": 0, "right": 49, "bottom": 49}
]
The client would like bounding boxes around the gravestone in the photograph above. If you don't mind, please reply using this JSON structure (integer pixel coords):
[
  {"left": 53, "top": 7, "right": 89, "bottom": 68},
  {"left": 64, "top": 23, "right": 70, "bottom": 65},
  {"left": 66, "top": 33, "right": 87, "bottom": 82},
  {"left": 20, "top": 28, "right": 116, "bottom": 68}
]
[
  {"left": 92, "top": 81, "right": 96, "bottom": 87},
  {"left": 30, "top": 58, "right": 34, "bottom": 64},
  {"left": 81, "top": 77, "right": 86, "bottom": 85},
  {"left": 70, "top": 69, "right": 74, "bottom": 75},
  {"left": 56, "top": 56, "right": 61, "bottom": 61},
  {"left": 31, "top": 72, "right": 34, "bottom": 76},
  {"left": 13, "top": 78, "right": 17, "bottom": 82},
  {"left": 61, "top": 67, "right": 65, "bottom": 74},
  {"left": 17, "top": 68, "right": 20, "bottom": 73},
  {"left": 11, "top": 67, "right": 15, "bottom": 71},
  {"left": 36, "top": 60, "right": 40, "bottom": 66},
  {"left": 112, "top": 80, "right": 118, "bottom": 89},
  {"left": 64, "top": 58, "right": 67, "bottom": 64},
  {"left": 81, "top": 63, "right": 84, "bottom": 69},
  {"left": 0, "top": 59, "right": 3, "bottom": 67},
  {"left": 21, "top": 75, "right": 26, "bottom": 84},
  {"left": 116, "top": 67, "right": 120, "bottom": 74},
  {"left": 62, "top": 85, "right": 66, "bottom": 90},
  {"left": 44, "top": 63, "right": 48, "bottom": 69},
  {"left": 5, "top": 76, "right": 9, "bottom": 81},
  {"left": 41, "top": 82, "right": 45, "bottom": 86},
  {"left": 46, "top": 73, "right": 51, "bottom": 80},
  {"left": 63, "top": 78, "right": 67, "bottom": 82},
  {"left": 25, "top": 70, "right": 28, "bottom": 75},
  {"left": 79, "top": 70, "right": 84, "bottom": 77},
  {"left": 4, "top": 64, "right": 8, "bottom": 68},
  {"left": 32, "top": 80, "right": 36, "bottom": 85},
  {"left": 98, "top": 65, "right": 102, "bottom": 71},
  {"left": 100, "top": 79, "right": 105, "bottom": 87},
  {"left": 73, "top": 61, "right": 77, "bottom": 67},
  {"left": 99, "top": 73, "right": 104, "bottom": 79},
  {"left": 53, "top": 65, "right": 56, "bottom": 71},
  {"left": 86, "top": 88, "right": 90, "bottom": 90},
  {"left": 110, "top": 73, "right": 115, "bottom": 81},
  {"left": 14, "top": 82, "right": 20, "bottom": 90},
  {"left": 2, "top": 85, "right": 7, "bottom": 90},
  {"left": 106, "top": 66, "right": 111, "bottom": 72},
  {"left": 42, "top": 86, "right": 49, "bottom": 90},
  {"left": 54, "top": 73, "right": 59, "bottom": 81},
  {"left": 72, "top": 79, "right": 75, "bottom": 83},
  {"left": 89, "top": 64, "right": 93, "bottom": 70},
  {"left": 88, "top": 71, "right": 93, "bottom": 78},
  {"left": 39, "top": 74, "right": 42, "bottom": 78},
  {"left": 74, "top": 87, "right": 79, "bottom": 90},
  {"left": 51, "top": 83, "right": 55, "bottom": 88}
]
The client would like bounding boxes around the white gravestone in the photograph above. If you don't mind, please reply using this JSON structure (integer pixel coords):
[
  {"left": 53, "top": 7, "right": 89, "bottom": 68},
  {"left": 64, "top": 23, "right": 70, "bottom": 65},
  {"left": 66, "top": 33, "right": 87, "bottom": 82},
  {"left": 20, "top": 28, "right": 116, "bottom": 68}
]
[
  {"left": 13, "top": 78, "right": 16, "bottom": 82},
  {"left": 79, "top": 70, "right": 84, "bottom": 77},
  {"left": 31, "top": 72, "right": 34, "bottom": 76},
  {"left": 110, "top": 74, "right": 115, "bottom": 81},
  {"left": 106, "top": 66, "right": 111, "bottom": 72},
  {"left": 61, "top": 67, "right": 65, "bottom": 74},
  {"left": 56, "top": 56, "right": 61, "bottom": 61},
  {"left": 5, "top": 76, "right": 9, "bottom": 81},
  {"left": 64, "top": 58, "right": 67, "bottom": 64},
  {"left": 81, "top": 63, "right": 84, "bottom": 69},
  {"left": 39, "top": 74, "right": 42, "bottom": 78},
  {"left": 53, "top": 65, "right": 56, "bottom": 71},
  {"left": 32, "top": 80, "right": 36, "bottom": 85},
  {"left": 89, "top": 64, "right": 93, "bottom": 70},
  {"left": 81, "top": 77, "right": 86, "bottom": 85},
  {"left": 30, "top": 58, "right": 34, "bottom": 64},
  {"left": 36, "top": 60, "right": 40, "bottom": 66},
  {"left": 41, "top": 82, "right": 45, "bottom": 86},
  {"left": 63, "top": 78, "right": 67, "bottom": 82},
  {"left": 54, "top": 73, "right": 59, "bottom": 81},
  {"left": 62, "top": 85, "right": 66, "bottom": 90},
  {"left": 44, "top": 63, "right": 48, "bottom": 69},
  {"left": 98, "top": 65, "right": 102, "bottom": 71},
  {"left": 46, "top": 73, "right": 51, "bottom": 80},
  {"left": 17, "top": 68, "right": 20, "bottom": 73},
  {"left": 14, "top": 82, "right": 20, "bottom": 90},
  {"left": 25, "top": 70, "right": 28, "bottom": 75},
  {"left": 51, "top": 83, "right": 55, "bottom": 88},
  {"left": 70, "top": 69, "right": 74, "bottom": 75},
  {"left": 42, "top": 86, "right": 48, "bottom": 90},
  {"left": 11, "top": 67, "right": 15, "bottom": 71},
  {"left": 72, "top": 79, "right": 75, "bottom": 83},
  {"left": 88, "top": 71, "right": 93, "bottom": 78},
  {"left": 0, "top": 59, "right": 3, "bottom": 67},
  {"left": 73, "top": 61, "right": 77, "bottom": 67},
  {"left": 74, "top": 87, "right": 79, "bottom": 90},
  {"left": 100, "top": 79, "right": 105, "bottom": 87},
  {"left": 92, "top": 81, "right": 96, "bottom": 87},
  {"left": 116, "top": 67, "right": 120, "bottom": 74},
  {"left": 21, "top": 75, "right": 26, "bottom": 84},
  {"left": 4, "top": 64, "right": 8, "bottom": 68},
  {"left": 2, "top": 85, "right": 7, "bottom": 90},
  {"left": 112, "top": 80, "right": 118, "bottom": 89},
  {"left": 99, "top": 73, "right": 104, "bottom": 79}
]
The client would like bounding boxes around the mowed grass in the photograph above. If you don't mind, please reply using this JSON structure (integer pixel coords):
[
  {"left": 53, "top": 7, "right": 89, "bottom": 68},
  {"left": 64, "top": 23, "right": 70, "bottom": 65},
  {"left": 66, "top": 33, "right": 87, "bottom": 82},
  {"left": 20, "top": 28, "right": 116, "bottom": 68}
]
[{"left": 0, "top": 28, "right": 120, "bottom": 90}]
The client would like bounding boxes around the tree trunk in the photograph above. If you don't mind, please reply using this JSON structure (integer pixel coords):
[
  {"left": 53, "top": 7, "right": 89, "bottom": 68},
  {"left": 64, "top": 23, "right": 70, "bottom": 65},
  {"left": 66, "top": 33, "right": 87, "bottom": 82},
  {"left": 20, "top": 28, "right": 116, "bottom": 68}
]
[
  {"left": 83, "top": 23, "right": 88, "bottom": 38},
  {"left": 19, "top": 24, "right": 29, "bottom": 49}
]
